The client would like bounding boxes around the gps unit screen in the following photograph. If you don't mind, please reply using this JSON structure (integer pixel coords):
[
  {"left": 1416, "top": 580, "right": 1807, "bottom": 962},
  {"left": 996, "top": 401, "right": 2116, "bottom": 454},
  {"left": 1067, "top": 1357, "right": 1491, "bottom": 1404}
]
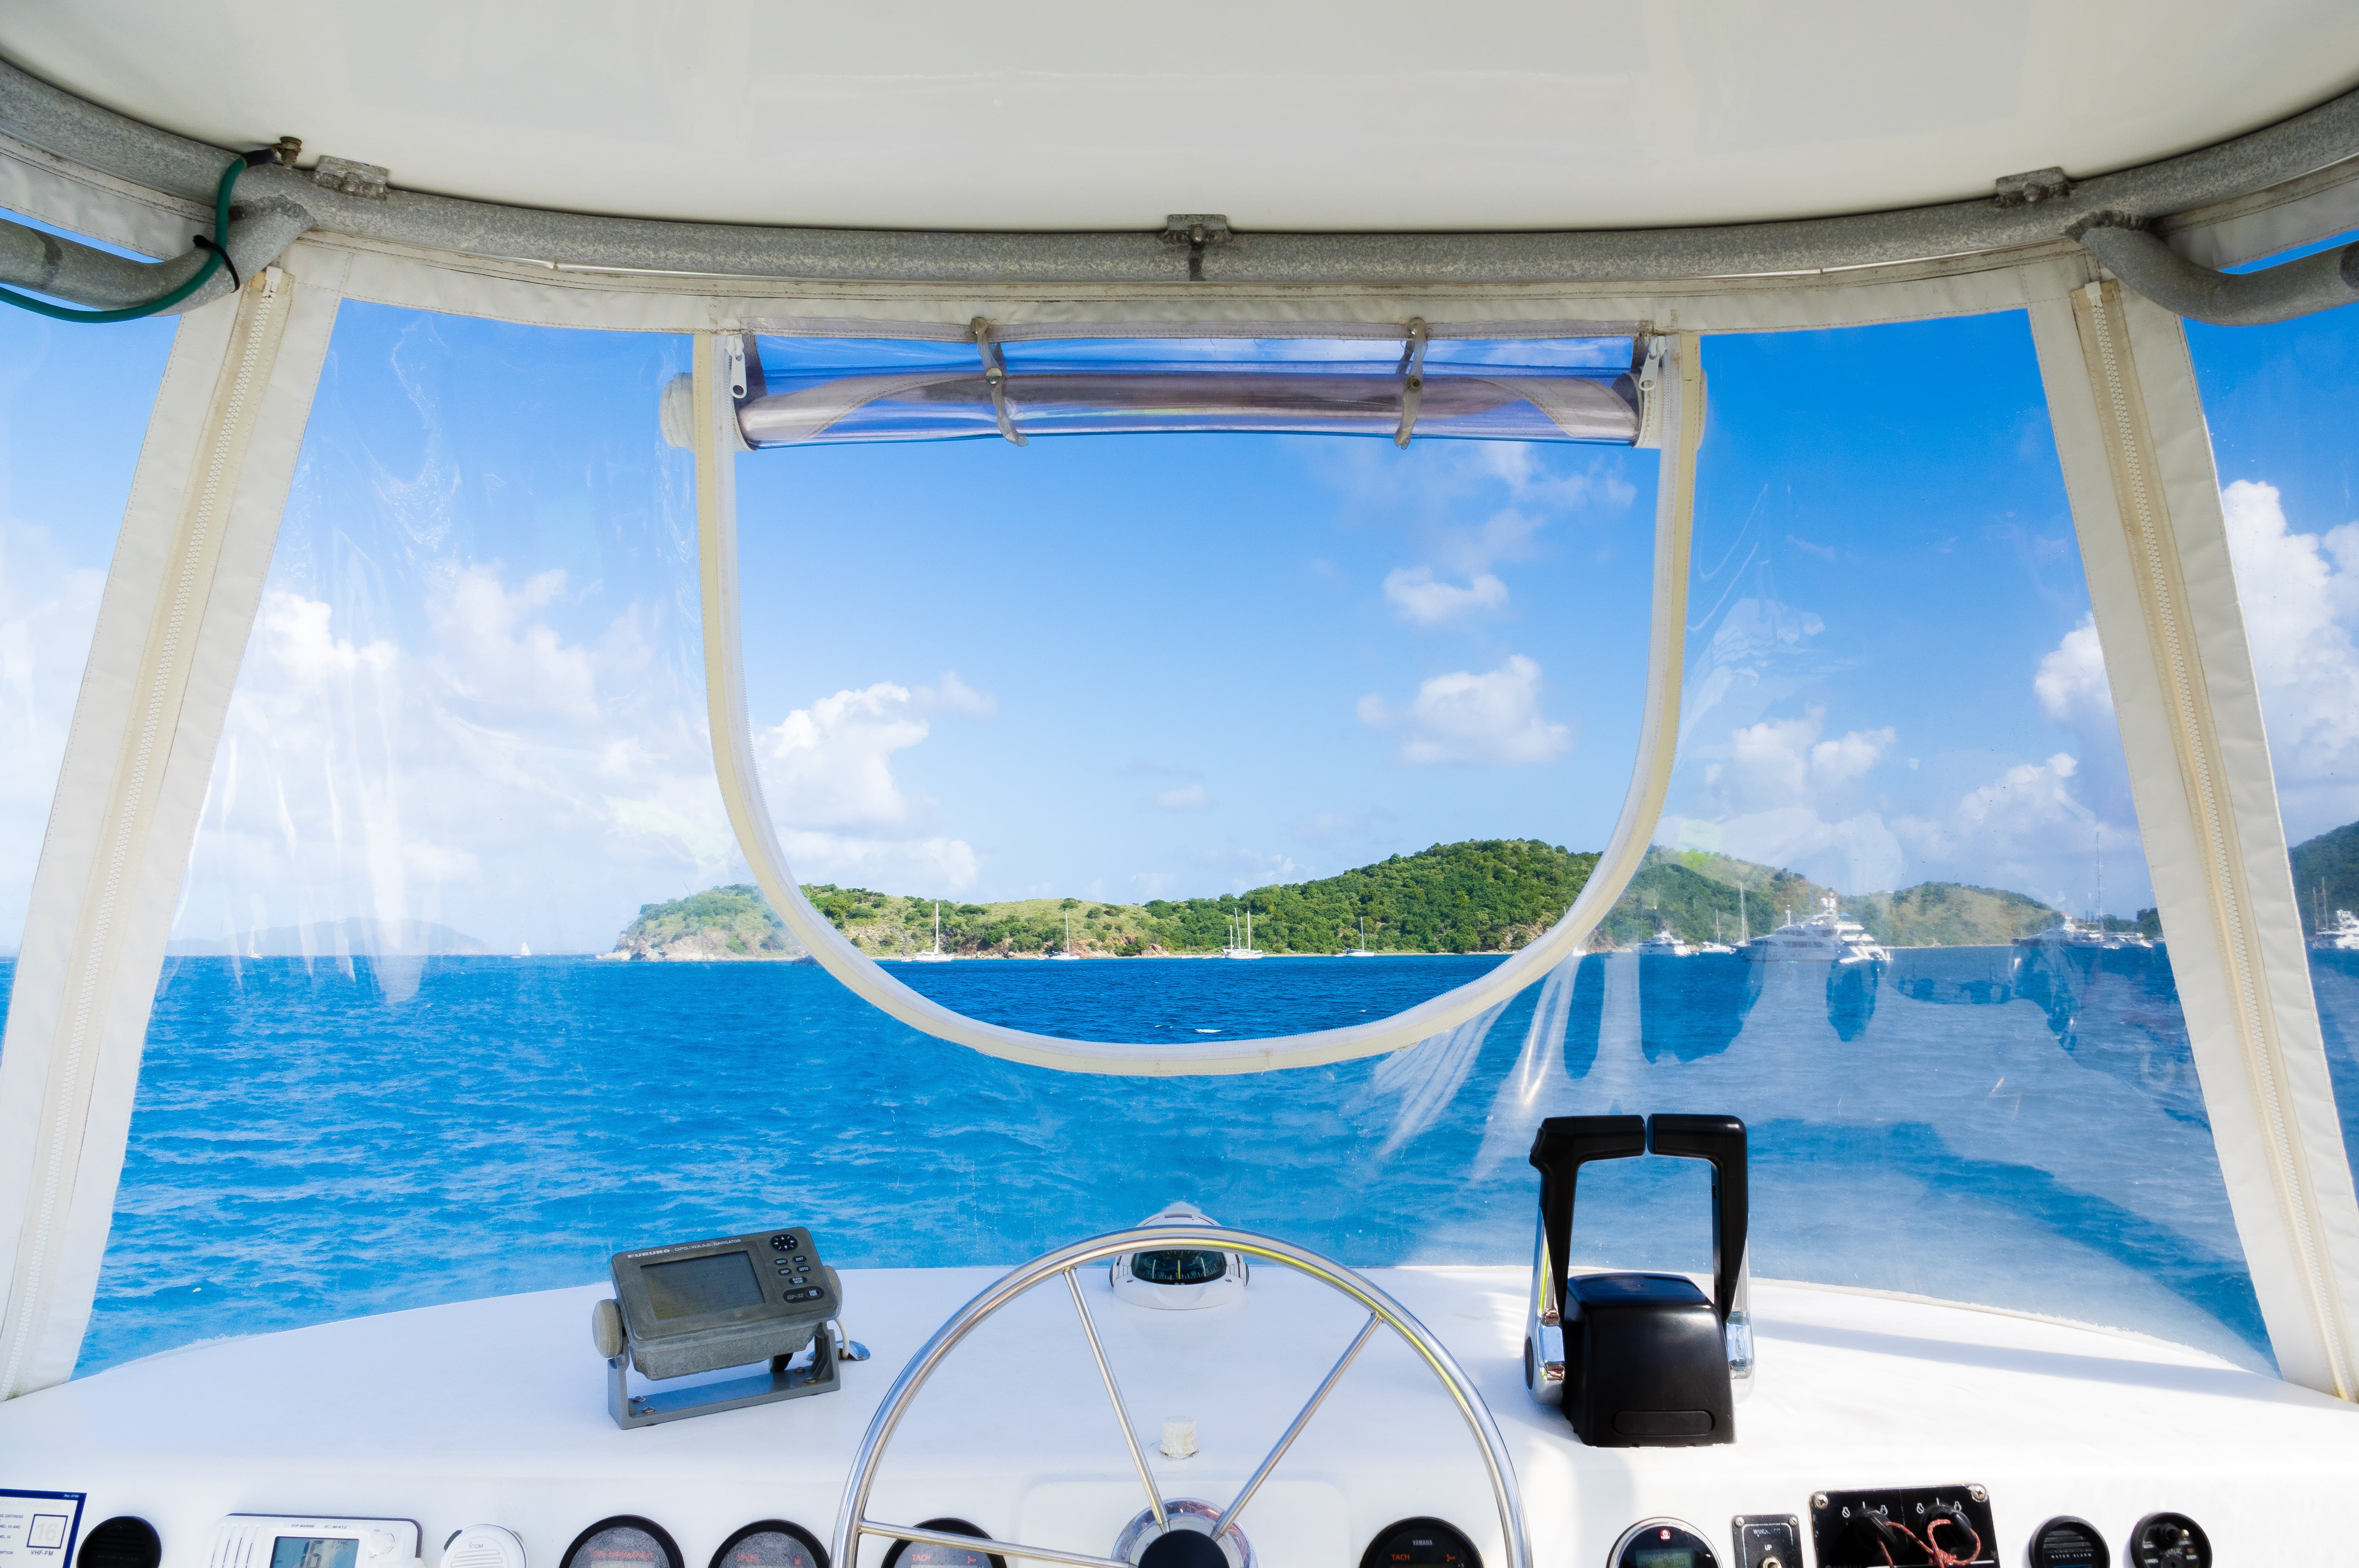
[{"left": 643, "top": 1251, "right": 764, "bottom": 1320}]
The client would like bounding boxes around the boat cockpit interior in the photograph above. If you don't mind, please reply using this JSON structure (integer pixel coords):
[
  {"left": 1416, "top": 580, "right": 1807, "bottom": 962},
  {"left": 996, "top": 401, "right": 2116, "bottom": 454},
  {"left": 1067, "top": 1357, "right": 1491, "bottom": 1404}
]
[{"left": 3, "top": 11, "right": 2359, "bottom": 1568}]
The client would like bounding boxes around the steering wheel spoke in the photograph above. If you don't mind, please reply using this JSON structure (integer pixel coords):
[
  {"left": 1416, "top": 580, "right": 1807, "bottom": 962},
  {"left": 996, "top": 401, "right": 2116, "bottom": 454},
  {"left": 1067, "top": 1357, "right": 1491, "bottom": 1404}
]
[
  {"left": 1064, "top": 1266, "right": 1168, "bottom": 1532},
  {"left": 1213, "top": 1311, "right": 1378, "bottom": 1535},
  {"left": 859, "top": 1521, "right": 1131, "bottom": 1568}
]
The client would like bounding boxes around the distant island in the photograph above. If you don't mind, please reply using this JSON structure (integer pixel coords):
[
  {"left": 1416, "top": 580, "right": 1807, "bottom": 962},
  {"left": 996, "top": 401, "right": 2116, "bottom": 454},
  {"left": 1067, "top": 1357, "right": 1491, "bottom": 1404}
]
[
  {"left": 609, "top": 840, "right": 2117, "bottom": 960},
  {"left": 2292, "top": 820, "right": 2359, "bottom": 936},
  {"left": 606, "top": 884, "right": 812, "bottom": 962}
]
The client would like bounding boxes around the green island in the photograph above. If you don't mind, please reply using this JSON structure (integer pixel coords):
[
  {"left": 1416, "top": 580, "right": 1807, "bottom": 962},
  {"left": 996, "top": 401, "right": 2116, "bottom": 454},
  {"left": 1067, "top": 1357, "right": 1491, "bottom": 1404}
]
[
  {"left": 607, "top": 839, "right": 2123, "bottom": 959},
  {"left": 2292, "top": 819, "right": 2359, "bottom": 934}
]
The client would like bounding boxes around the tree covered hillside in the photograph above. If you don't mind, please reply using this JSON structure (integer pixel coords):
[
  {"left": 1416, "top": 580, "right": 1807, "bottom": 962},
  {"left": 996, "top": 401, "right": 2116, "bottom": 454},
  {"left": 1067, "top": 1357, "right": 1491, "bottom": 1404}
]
[
  {"left": 618, "top": 842, "right": 2070, "bottom": 958},
  {"left": 2291, "top": 819, "right": 2359, "bottom": 934},
  {"left": 1145, "top": 839, "right": 1600, "bottom": 953},
  {"left": 614, "top": 884, "right": 806, "bottom": 960}
]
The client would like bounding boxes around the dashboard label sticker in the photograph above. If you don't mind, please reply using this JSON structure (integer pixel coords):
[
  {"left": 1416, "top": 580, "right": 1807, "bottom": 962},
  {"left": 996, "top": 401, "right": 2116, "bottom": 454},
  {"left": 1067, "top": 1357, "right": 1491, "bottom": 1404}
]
[{"left": 0, "top": 1492, "right": 85, "bottom": 1568}]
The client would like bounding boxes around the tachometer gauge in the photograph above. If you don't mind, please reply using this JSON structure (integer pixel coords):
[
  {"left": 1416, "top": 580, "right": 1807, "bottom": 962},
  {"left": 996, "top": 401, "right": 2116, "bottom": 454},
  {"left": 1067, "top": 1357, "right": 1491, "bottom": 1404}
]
[
  {"left": 712, "top": 1523, "right": 828, "bottom": 1568},
  {"left": 880, "top": 1521, "right": 1004, "bottom": 1568},
  {"left": 1361, "top": 1519, "right": 1481, "bottom": 1568},
  {"left": 563, "top": 1519, "right": 683, "bottom": 1568}
]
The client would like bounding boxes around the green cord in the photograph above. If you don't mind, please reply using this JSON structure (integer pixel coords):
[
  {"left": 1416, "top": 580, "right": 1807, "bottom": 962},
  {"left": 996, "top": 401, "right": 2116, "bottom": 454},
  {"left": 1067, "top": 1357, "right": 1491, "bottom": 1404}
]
[{"left": 0, "top": 156, "right": 246, "bottom": 324}]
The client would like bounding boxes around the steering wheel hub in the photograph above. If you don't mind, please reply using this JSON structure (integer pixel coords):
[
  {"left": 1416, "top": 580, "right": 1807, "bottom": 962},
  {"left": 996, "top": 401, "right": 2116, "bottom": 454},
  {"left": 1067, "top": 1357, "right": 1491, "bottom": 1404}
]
[{"left": 1114, "top": 1502, "right": 1251, "bottom": 1568}]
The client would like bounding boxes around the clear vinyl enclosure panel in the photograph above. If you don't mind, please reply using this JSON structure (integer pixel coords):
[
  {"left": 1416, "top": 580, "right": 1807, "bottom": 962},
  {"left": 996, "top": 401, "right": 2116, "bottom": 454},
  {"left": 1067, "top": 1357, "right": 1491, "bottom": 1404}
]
[
  {"left": 89, "top": 310, "right": 2264, "bottom": 1381},
  {"left": 1569, "top": 314, "right": 2264, "bottom": 1368},
  {"left": 93, "top": 318, "right": 1673, "bottom": 1371},
  {"left": 0, "top": 303, "right": 174, "bottom": 961},
  {"left": 2181, "top": 261, "right": 2359, "bottom": 1203}
]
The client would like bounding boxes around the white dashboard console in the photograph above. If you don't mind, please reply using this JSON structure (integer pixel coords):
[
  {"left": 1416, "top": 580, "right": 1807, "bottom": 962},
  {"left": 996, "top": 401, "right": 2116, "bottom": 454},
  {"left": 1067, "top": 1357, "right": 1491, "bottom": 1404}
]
[{"left": 209, "top": 1517, "right": 421, "bottom": 1568}]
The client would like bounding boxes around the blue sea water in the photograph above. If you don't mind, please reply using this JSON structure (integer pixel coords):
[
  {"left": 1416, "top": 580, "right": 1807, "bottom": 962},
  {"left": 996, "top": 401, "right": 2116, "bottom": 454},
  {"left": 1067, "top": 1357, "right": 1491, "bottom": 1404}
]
[{"left": 2, "top": 947, "right": 2354, "bottom": 1377}]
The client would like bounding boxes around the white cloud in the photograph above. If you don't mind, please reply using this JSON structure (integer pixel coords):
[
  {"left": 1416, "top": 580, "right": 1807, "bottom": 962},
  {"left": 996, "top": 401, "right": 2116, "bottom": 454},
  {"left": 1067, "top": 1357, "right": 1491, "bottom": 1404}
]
[
  {"left": 1149, "top": 782, "right": 1210, "bottom": 811},
  {"left": 778, "top": 829, "right": 979, "bottom": 893},
  {"left": 2035, "top": 615, "right": 2112, "bottom": 722},
  {"left": 1659, "top": 707, "right": 1903, "bottom": 893},
  {"left": 1382, "top": 566, "right": 1508, "bottom": 625},
  {"left": 1810, "top": 726, "right": 1894, "bottom": 785},
  {"left": 752, "top": 670, "right": 997, "bottom": 889},
  {"left": 2221, "top": 478, "right": 2359, "bottom": 836},
  {"left": 0, "top": 522, "right": 105, "bottom": 946},
  {"left": 1894, "top": 753, "right": 2117, "bottom": 910},
  {"left": 1721, "top": 709, "right": 1893, "bottom": 808},
  {"left": 427, "top": 564, "right": 595, "bottom": 717},
  {"left": 1360, "top": 653, "right": 1572, "bottom": 766},
  {"left": 178, "top": 573, "right": 745, "bottom": 954},
  {"left": 760, "top": 682, "right": 935, "bottom": 832}
]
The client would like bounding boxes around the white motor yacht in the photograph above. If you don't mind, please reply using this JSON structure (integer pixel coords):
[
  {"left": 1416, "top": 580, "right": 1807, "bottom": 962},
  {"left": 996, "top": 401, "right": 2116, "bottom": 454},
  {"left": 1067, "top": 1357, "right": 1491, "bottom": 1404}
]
[
  {"left": 1739, "top": 897, "right": 1888, "bottom": 965},
  {"left": 4, "top": 13, "right": 2359, "bottom": 1568},
  {"left": 1634, "top": 928, "right": 1691, "bottom": 956}
]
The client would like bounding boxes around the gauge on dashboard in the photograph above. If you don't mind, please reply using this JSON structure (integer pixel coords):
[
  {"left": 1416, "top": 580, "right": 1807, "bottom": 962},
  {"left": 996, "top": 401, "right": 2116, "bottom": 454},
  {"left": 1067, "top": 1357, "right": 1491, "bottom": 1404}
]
[
  {"left": 562, "top": 1519, "right": 682, "bottom": 1568},
  {"left": 2128, "top": 1516, "right": 2208, "bottom": 1568},
  {"left": 712, "top": 1524, "right": 827, "bottom": 1568},
  {"left": 1611, "top": 1521, "right": 1718, "bottom": 1568},
  {"left": 1361, "top": 1518, "right": 1481, "bottom": 1568},
  {"left": 2028, "top": 1519, "right": 2108, "bottom": 1568},
  {"left": 880, "top": 1521, "right": 1005, "bottom": 1568}
]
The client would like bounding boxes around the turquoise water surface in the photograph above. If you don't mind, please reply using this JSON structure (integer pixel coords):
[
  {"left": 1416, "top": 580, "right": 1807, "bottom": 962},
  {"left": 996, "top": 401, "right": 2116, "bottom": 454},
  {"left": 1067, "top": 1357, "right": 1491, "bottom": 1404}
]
[{"left": 3, "top": 947, "right": 2354, "bottom": 1376}]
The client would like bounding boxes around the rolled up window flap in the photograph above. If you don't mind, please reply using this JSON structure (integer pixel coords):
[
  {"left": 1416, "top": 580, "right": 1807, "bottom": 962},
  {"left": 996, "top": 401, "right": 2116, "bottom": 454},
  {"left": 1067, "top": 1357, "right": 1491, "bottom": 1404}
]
[{"left": 714, "top": 332, "right": 1643, "bottom": 450}]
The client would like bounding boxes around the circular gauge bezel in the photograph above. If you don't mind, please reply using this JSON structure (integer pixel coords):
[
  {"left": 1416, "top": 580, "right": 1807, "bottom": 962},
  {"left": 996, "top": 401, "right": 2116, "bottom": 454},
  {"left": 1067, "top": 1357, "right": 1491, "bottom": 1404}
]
[
  {"left": 880, "top": 1520, "right": 1007, "bottom": 1568},
  {"left": 1359, "top": 1517, "right": 1485, "bottom": 1568},
  {"left": 2128, "top": 1514, "right": 2209, "bottom": 1568},
  {"left": 563, "top": 1517, "right": 685, "bottom": 1568},
  {"left": 76, "top": 1517, "right": 163, "bottom": 1568},
  {"left": 1609, "top": 1520, "right": 1719, "bottom": 1568},
  {"left": 711, "top": 1521, "right": 831, "bottom": 1568},
  {"left": 2028, "top": 1517, "right": 2110, "bottom": 1568}
]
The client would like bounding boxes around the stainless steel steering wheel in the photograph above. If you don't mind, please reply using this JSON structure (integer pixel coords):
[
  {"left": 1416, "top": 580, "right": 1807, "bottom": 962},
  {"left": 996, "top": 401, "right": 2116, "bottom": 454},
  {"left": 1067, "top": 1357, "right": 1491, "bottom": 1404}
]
[{"left": 829, "top": 1226, "right": 1530, "bottom": 1568}]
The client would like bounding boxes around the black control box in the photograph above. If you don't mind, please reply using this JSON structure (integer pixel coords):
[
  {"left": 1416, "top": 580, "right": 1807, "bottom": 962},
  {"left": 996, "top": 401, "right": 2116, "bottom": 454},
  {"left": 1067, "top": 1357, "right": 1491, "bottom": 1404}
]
[{"left": 1810, "top": 1486, "right": 1997, "bottom": 1568}]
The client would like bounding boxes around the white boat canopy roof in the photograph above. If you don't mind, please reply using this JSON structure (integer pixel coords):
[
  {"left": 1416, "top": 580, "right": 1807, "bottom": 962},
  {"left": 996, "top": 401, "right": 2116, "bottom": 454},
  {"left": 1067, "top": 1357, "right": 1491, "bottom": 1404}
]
[
  {"left": 3, "top": 1, "right": 2359, "bottom": 324},
  {"left": 7, "top": 0, "right": 2359, "bottom": 233}
]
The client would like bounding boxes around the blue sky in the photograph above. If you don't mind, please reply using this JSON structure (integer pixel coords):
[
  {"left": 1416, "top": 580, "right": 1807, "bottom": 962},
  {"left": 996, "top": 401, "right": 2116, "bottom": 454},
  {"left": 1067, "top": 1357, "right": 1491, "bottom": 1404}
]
[{"left": 3, "top": 282, "right": 2357, "bottom": 952}]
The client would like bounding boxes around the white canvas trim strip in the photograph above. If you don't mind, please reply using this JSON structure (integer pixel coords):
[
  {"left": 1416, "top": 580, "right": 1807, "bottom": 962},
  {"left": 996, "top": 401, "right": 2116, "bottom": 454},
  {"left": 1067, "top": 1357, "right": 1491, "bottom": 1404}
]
[
  {"left": 0, "top": 261, "right": 345, "bottom": 1398},
  {"left": 2028, "top": 282, "right": 2359, "bottom": 1401},
  {"left": 252, "top": 232, "right": 2125, "bottom": 340},
  {"left": 697, "top": 334, "right": 1703, "bottom": 1074}
]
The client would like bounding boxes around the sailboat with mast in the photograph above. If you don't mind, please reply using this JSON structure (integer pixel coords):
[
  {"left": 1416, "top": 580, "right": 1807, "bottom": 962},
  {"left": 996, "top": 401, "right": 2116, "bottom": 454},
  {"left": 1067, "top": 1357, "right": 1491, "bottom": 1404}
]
[
  {"left": 909, "top": 901, "right": 952, "bottom": 962},
  {"left": 1344, "top": 915, "right": 1375, "bottom": 956},
  {"left": 1051, "top": 911, "right": 1083, "bottom": 959},
  {"left": 1223, "top": 908, "right": 1265, "bottom": 960}
]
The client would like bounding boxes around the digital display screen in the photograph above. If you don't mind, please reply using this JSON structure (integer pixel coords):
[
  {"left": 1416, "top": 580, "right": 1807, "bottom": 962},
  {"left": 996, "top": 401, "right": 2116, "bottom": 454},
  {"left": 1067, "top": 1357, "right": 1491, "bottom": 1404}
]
[
  {"left": 271, "top": 1540, "right": 358, "bottom": 1568},
  {"left": 1632, "top": 1552, "right": 1694, "bottom": 1568},
  {"left": 642, "top": 1250, "right": 763, "bottom": 1320}
]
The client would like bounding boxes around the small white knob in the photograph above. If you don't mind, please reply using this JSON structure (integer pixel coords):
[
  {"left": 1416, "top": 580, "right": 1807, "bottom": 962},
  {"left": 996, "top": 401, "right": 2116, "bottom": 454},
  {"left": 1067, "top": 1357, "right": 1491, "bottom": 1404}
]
[
  {"left": 1160, "top": 1417, "right": 1198, "bottom": 1458},
  {"left": 367, "top": 1535, "right": 396, "bottom": 1557},
  {"left": 591, "top": 1298, "right": 626, "bottom": 1359}
]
